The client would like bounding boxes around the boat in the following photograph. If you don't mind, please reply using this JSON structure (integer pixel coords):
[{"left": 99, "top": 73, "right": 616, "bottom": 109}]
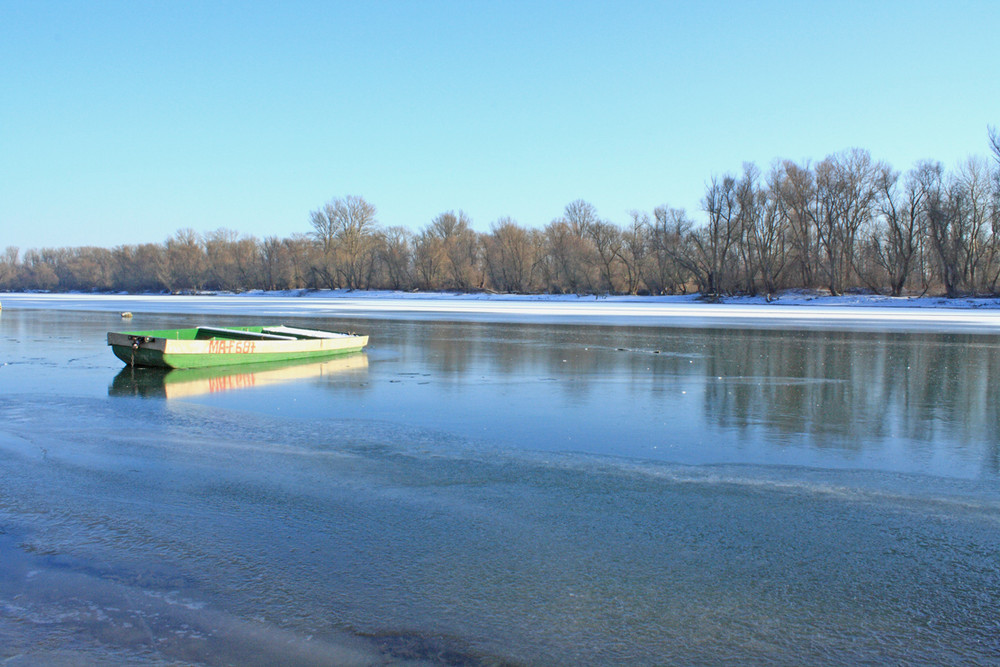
[{"left": 107, "top": 325, "right": 369, "bottom": 369}]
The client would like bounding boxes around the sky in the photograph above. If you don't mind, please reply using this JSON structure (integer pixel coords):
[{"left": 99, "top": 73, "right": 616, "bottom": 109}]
[{"left": 1, "top": 0, "right": 998, "bottom": 250}]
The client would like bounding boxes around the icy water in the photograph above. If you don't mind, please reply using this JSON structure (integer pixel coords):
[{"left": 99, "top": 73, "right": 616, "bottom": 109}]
[{"left": 1, "top": 297, "right": 1000, "bottom": 665}]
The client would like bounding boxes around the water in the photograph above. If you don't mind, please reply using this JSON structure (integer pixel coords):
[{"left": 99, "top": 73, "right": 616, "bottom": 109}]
[{"left": 1, "top": 297, "right": 999, "bottom": 665}]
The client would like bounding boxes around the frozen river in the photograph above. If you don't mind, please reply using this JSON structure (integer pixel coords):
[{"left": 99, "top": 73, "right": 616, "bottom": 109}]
[{"left": 1, "top": 294, "right": 999, "bottom": 664}]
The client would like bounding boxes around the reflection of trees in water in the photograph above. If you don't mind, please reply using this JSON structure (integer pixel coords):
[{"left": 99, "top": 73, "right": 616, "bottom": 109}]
[
  {"left": 378, "top": 320, "right": 1000, "bottom": 472},
  {"left": 421, "top": 322, "right": 634, "bottom": 397},
  {"left": 699, "top": 330, "right": 1000, "bottom": 462},
  {"left": 423, "top": 323, "right": 477, "bottom": 377}
]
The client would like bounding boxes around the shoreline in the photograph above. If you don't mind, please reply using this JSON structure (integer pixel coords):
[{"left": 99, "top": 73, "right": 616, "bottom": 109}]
[
  {"left": 4, "top": 287, "right": 1000, "bottom": 309},
  {"left": 5, "top": 290, "right": 1000, "bottom": 333}
]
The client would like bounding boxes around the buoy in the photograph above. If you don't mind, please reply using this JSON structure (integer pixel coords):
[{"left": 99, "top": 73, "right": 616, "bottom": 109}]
[{"left": 120, "top": 311, "right": 133, "bottom": 319}]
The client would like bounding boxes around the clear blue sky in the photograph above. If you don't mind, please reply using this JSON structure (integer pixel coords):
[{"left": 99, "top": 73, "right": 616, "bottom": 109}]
[{"left": 2, "top": 0, "right": 997, "bottom": 250}]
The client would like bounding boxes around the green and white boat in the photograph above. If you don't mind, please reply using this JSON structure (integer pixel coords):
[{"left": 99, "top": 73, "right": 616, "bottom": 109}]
[{"left": 108, "top": 325, "right": 369, "bottom": 369}]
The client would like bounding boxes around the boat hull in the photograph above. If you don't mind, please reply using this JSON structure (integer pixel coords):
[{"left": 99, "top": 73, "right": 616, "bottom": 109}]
[{"left": 108, "top": 325, "right": 369, "bottom": 369}]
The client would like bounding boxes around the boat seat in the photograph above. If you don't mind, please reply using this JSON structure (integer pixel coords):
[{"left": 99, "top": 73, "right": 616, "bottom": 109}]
[
  {"left": 263, "top": 326, "right": 350, "bottom": 339},
  {"left": 196, "top": 326, "right": 297, "bottom": 341}
]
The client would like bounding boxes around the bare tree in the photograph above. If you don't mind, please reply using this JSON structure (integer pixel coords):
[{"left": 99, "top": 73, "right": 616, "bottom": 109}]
[
  {"left": 620, "top": 211, "right": 649, "bottom": 295},
  {"left": 773, "top": 160, "right": 819, "bottom": 287},
  {"left": 165, "top": 229, "right": 206, "bottom": 291},
  {"left": 284, "top": 234, "right": 317, "bottom": 288},
  {"left": 204, "top": 228, "right": 242, "bottom": 291},
  {"left": 20, "top": 249, "right": 59, "bottom": 290},
  {"left": 746, "top": 165, "right": 790, "bottom": 296},
  {"left": 60, "top": 247, "right": 114, "bottom": 290},
  {"left": 563, "top": 199, "right": 600, "bottom": 237},
  {"left": 916, "top": 161, "right": 965, "bottom": 296},
  {"left": 690, "top": 175, "right": 740, "bottom": 294},
  {"left": 539, "top": 200, "right": 604, "bottom": 293},
  {"left": 989, "top": 125, "right": 1000, "bottom": 167},
  {"left": 988, "top": 126, "right": 1000, "bottom": 290},
  {"left": 112, "top": 243, "right": 169, "bottom": 292},
  {"left": 378, "top": 226, "right": 414, "bottom": 290},
  {"left": 870, "top": 166, "right": 922, "bottom": 296},
  {"left": 956, "top": 157, "right": 995, "bottom": 292},
  {"left": 586, "top": 219, "right": 624, "bottom": 293},
  {"left": 260, "top": 236, "right": 288, "bottom": 290},
  {"left": 646, "top": 206, "right": 694, "bottom": 294},
  {"left": 542, "top": 219, "right": 596, "bottom": 293},
  {"left": 421, "top": 210, "right": 481, "bottom": 290},
  {"left": 990, "top": 124, "right": 1000, "bottom": 218},
  {"left": 309, "top": 195, "right": 380, "bottom": 289},
  {"left": 0, "top": 246, "right": 19, "bottom": 289},
  {"left": 413, "top": 229, "right": 444, "bottom": 290},
  {"left": 814, "top": 149, "right": 880, "bottom": 295},
  {"left": 483, "top": 218, "right": 539, "bottom": 293}
]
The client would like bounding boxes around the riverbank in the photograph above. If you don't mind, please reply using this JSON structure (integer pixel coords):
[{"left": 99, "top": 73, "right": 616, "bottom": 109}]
[
  {"left": 4, "top": 289, "right": 1000, "bottom": 332},
  {"left": 9, "top": 287, "right": 1000, "bottom": 308}
]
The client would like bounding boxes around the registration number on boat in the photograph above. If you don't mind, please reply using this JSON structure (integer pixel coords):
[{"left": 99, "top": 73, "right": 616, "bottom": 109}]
[{"left": 207, "top": 340, "right": 257, "bottom": 354}]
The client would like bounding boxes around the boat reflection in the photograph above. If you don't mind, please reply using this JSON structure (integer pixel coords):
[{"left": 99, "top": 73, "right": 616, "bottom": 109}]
[{"left": 110, "top": 353, "right": 368, "bottom": 399}]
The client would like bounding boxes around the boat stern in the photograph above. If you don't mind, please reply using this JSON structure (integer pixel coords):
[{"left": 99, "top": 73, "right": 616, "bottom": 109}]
[{"left": 108, "top": 331, "right": 169, "bottom": 367}]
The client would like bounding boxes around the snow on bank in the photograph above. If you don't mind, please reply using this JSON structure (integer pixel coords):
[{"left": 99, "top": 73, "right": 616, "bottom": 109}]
[{"left": 5, "top": 290, "right": 1000, "bottom": 332}]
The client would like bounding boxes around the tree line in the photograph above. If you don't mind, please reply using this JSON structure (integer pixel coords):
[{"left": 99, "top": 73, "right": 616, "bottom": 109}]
[{"left": 3, "top": 133, "right": 999, "bottom": 298}]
